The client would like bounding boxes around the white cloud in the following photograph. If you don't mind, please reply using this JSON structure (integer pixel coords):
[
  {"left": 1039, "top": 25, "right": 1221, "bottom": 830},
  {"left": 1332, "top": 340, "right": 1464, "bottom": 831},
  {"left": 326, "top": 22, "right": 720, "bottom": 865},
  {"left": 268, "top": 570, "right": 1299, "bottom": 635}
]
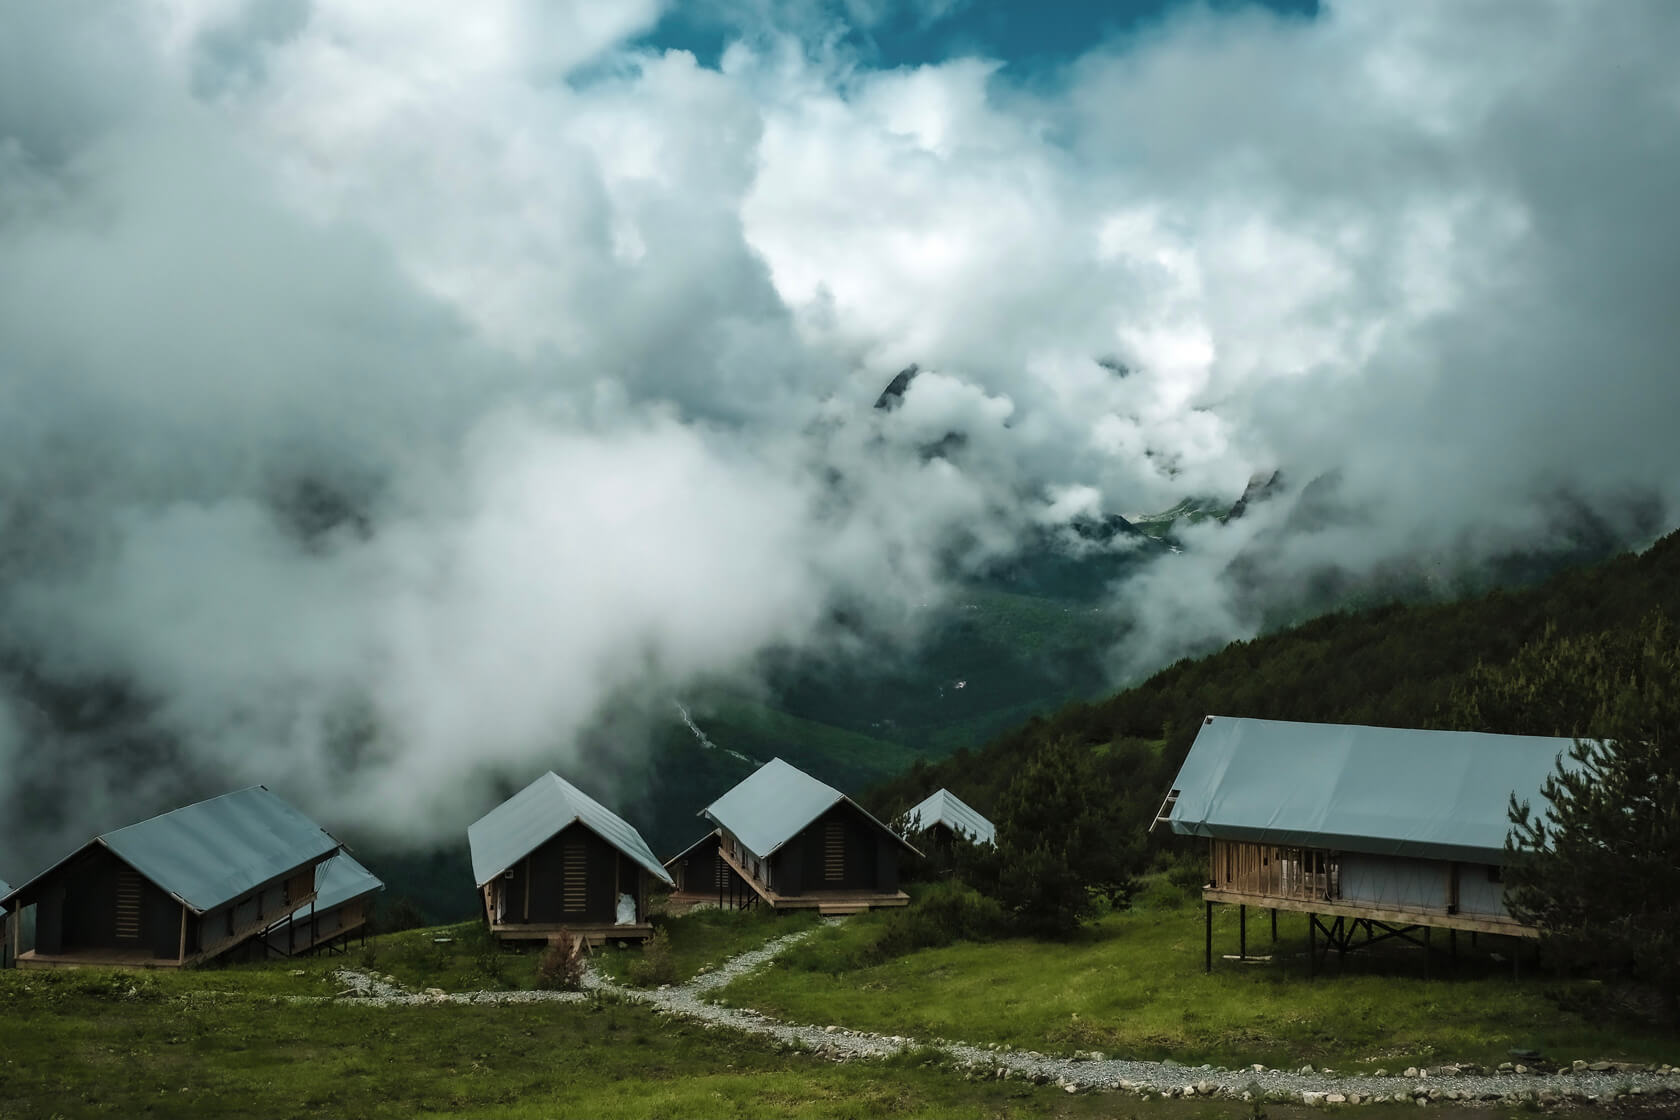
[{"left": 4, "top": 0, "right": 1680, "bottom": 859}]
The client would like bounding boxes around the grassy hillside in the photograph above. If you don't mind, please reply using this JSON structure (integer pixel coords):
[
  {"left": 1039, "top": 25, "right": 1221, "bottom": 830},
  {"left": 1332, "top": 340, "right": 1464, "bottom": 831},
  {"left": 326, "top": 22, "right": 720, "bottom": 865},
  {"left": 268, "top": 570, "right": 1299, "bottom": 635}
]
[
  {"left": 717, "top": 886, "right": 1680, "bottom": 1072},
  {"left": 5, "top": 907, "right": 1673, "bottom": 1119}
]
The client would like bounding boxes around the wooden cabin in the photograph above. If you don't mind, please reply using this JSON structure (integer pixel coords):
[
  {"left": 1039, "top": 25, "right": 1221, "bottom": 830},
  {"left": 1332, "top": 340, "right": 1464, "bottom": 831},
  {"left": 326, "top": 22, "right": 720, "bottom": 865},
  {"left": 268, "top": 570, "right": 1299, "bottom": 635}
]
[
  {"left": 468, "top": 771, "right": 673, "bottom": 946},
  {"left": 1159, "top": 716, "right": 1576, "bottom": 972},
  {"left": 256, "top": 851, "right": 382, "bottom": 958},
  {"left": 701, "top": 758, "right": 919, "bottom": 915},
  {"left": 3, "top": 787, "right": 339, "bottom": 970},
  {"left": 905, "top": 788, "right": 995, "bottom": 866},
  {"left": 0, "top": 878, "right": 10, "bottom": 969},
  {"left": 664, "top": 829, "right": 751, "bottom": 909}
]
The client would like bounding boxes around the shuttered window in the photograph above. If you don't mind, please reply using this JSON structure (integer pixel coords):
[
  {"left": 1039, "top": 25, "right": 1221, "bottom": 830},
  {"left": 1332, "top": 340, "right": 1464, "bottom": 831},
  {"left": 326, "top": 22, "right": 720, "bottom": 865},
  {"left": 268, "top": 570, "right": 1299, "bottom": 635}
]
[
  {"left": 116, "top": 870, "right": 142, "bottom": 940},
  {"left": 563, "top": 839, "right": 588, "bottom": 912},
  {"left": 824, "top": 821, "right": 845, "bottom": 882}
]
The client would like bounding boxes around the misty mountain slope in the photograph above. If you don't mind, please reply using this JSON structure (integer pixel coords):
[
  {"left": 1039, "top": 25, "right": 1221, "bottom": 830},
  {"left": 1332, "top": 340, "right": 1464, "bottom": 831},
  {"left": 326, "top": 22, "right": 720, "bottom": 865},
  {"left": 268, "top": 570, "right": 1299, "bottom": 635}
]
[{"left": 866, "top": 525, "right": 1680, "bottom": 828}]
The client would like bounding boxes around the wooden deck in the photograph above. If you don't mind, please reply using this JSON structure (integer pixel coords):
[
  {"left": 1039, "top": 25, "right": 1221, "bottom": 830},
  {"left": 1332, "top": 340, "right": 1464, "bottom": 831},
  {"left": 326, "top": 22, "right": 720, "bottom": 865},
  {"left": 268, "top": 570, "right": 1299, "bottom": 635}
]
[
  {"left": 717, "top": 848, "right": 909, "bottom": 915},
  {"left": 15, "top": 948, "right": 186, "bottom": 970},
  {"left": 1202, "top": 888, "right": 1539, "bottom": 938},
  {"left": 488, "top": 921, "right": 655, "bottom": 946}
]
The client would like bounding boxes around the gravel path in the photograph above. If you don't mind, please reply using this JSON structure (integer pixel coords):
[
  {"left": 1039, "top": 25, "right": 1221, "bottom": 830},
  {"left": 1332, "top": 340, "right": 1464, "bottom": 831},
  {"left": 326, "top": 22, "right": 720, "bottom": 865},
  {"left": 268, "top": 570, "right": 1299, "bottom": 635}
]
[{"left": 325, "top": 927, "right": 1680, "bottom": 1108}]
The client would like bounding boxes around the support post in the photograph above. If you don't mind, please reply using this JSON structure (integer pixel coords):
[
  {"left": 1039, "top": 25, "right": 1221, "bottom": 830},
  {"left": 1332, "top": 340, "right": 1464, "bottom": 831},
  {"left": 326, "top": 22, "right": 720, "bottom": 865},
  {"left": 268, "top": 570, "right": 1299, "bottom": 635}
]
[
  {"left": 1271, "top": 908, "right": 1277, "bottom": 942},
  {"left": 178, "top": 903, "right": 188, "bottom": 964},
  {"left": 1239, "top": 904, "right": 1247, "bottom": 959},
  {"left": 1308, "top": 912, "right": 1316, "bottom": 978},
  {"left": 1424, "top": 924, "right": 1431, "bottom": 980},
  {"left": 1204, "top": 901, "right": 1213, "bottom": 973}
]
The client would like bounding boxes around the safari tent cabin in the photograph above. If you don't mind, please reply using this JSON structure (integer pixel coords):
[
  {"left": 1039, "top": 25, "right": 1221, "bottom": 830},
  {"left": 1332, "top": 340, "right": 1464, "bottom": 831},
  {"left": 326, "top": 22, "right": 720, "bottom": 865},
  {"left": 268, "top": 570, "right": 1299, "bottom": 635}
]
[
  {"left": 1160, "top": 716, "right": 1578, "bottom": 970},
  {"left": 469, "top": 771, "right": 673, "bottom": 946},
  {"left": 905, "top": 788, "right": 996, "bottom": 856},
  {"left": 664, "top": 830, "right": 751, "bottom": 908},
  {"left": 701, "top": 758, "right": 919, "bottom": 915},
  {"left": 257, "top": 851, "right": 383, "bottom": 958},
  {"left": 3, "top": 786, "right": 339, "bottom": 970}
]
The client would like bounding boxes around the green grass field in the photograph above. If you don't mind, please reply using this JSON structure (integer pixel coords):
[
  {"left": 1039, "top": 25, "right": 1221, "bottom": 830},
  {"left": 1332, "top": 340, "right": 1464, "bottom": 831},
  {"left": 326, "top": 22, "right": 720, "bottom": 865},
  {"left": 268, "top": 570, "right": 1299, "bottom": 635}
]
[
  {"left": 715, "top": 890, "right": 1680, "bottom": 1073},
  {"left": 3, "top": 903, "right": 1670, "bottom": 1119},
  {"left": 594, "top": 906, "right": 823, "bottom": 987}
]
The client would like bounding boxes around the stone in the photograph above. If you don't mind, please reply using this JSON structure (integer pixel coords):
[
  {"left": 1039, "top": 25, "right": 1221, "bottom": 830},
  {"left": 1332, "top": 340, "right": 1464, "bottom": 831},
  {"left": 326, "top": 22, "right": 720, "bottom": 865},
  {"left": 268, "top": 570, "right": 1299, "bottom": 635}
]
[
  {"left": 1326, "top": 1093, "right": 1347, "bottom": 1104},
  {"left": 1063, "top": 1084, "right": 1078, "bottom": 1094},
  {"left": 1404, "top": 1067, "right": 1421, "bottom": 1078},
  {"left": 1348, "top": 1093, "right": 1362, "bottom": 1105},
  {"left": 1301, "top": 1064, "right": 1317, "bottom": 1075},
  {"left": 1182, "top": 1085, "right": 1196, "bottom": 1098},
  {"left": 1497, "top": 1062, "right": 1515, "bottom": 1073},
  {"left": 1252, "top": 1064, "right": 1266, "bottom": 1073},
  {"left": 1572, "top": 1060, "right": 1588, "bottom": 1072},
  {"left": 1375, "top": 1068, "right": 1388, "bottom": 1077},
  {"left": 1514, "top": 1064, "right": 1529, "bottom": 1075},
  {"left": 1588, "top": 1061, "right": 1613, "bottom": 1072},
  {"left": 1301, "top": 1091, "right": 1326, "bottom": 1106}
]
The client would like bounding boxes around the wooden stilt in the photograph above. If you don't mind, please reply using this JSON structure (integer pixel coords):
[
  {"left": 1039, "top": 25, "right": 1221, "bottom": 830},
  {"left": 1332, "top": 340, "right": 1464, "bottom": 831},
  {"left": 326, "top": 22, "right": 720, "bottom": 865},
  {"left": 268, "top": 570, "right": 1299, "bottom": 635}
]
[
  {"left": 1308, "top": 912, "right": 1316, "bottom": 978},
  {"left": 1204, "top": 901, "right": 1213, "bottom": 973}
]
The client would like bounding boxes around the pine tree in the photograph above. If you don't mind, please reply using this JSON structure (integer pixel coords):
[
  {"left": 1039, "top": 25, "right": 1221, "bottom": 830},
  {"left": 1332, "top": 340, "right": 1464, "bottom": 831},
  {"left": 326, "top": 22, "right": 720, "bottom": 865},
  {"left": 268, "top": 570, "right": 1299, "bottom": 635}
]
[
  {"left": 1505, "top": 619, "right": 1680, "bottom": 1013},
  {"left": 973, "top": 738, "right": 1138, "bottom": 935}
]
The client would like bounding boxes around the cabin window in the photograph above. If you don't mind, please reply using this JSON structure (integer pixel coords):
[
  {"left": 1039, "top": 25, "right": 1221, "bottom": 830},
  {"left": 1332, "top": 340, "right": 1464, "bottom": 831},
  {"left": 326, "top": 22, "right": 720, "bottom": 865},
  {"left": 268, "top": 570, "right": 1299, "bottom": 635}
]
[
  {"left": 563, "top": 839, "right": 588, "bottom": 912},
  {"left": 1487, "top": 865, "right": 1503, "bottom": 883},
  {"left": 824, "top": 820, "right": 845, "bottom": 881}
]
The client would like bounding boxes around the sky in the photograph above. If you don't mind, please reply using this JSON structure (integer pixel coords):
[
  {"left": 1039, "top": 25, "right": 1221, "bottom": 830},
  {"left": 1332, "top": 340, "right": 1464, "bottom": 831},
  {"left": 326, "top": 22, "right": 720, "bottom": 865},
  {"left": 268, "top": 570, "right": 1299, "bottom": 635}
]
[{"left": 3, "top": 0, "right": 1679, "bottom": 866}]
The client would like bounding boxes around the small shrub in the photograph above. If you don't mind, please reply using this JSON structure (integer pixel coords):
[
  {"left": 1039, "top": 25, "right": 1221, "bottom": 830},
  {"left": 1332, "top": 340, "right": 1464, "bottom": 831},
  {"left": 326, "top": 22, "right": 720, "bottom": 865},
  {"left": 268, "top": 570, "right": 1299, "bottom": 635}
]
[
  {"left": 1168, "top": 859, "right": 1210, "bottom": 895},
  {"left": 626, "top": 929, "right": 677, "bottom": 988},
  {"left": 536, "top": 929, "right": 588, "bottom": 991},
  {"left": 873, "top": 882, "right": 1007, "bottom": 961}
]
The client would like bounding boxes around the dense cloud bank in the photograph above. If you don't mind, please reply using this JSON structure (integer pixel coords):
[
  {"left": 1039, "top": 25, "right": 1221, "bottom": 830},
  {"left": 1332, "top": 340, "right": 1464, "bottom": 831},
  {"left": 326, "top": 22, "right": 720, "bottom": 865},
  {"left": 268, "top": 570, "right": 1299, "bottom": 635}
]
[{"left": 2, "top": 0, "right": 1677, "bottom": 861}]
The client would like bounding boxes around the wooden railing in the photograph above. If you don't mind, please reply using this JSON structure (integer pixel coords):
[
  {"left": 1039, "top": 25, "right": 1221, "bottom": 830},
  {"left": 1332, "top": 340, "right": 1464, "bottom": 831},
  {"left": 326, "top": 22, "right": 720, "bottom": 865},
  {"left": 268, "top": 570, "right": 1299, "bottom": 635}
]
[{"left": 1211, "top": 840, "right": 1339, "bottom": 902}]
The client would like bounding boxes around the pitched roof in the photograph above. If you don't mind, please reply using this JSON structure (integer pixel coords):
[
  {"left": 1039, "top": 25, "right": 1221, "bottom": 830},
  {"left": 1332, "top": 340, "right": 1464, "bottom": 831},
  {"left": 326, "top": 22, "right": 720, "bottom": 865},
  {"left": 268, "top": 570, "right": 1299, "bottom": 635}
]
[
  {"left": 1165, "top": 716, "right": 1580, "bottom": 863},
  {"left": 664, "top": 829, "right": 721, "bottom": 869},
  {"left": 0, "top": 878, "right": 9, "bottom": 899},
  {"left": 702, "top": 757, "right": 920, "bottom": 860},
  {"left": 906, "top": 788, "right": 996, "bottom": 845},
  {"left": 305, "top": 851, "right": 383, "bottom": 913},
  {"left": 467, "top": 771, "right": 673, "bottom": 888},
  {"left": 2, "top": 786, "right": 340, "bottom": 914}
]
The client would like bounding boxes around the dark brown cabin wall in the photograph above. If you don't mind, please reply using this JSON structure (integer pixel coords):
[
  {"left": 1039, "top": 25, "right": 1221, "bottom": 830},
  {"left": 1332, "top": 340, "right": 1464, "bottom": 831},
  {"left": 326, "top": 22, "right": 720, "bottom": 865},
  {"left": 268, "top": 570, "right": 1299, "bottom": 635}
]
[
  {"left": 875, "top": 833, "right": 899, "bottom": 893},
  {"left": 521, "top": 824, "right": 618, "bottom": 924},
  {"left": 772, "top": 836, "right": 804, "bottom": 895},
  {"left": 796, "top": 804, "right": 881, "bottom": 892}
]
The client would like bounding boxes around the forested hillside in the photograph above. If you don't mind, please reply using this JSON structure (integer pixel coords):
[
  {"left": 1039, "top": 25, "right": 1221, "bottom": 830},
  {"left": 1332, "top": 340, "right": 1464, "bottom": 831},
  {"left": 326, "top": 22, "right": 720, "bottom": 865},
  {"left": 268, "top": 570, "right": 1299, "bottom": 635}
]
[{"left": 869, "top": 528, "right": 1680, "bottom": 838}]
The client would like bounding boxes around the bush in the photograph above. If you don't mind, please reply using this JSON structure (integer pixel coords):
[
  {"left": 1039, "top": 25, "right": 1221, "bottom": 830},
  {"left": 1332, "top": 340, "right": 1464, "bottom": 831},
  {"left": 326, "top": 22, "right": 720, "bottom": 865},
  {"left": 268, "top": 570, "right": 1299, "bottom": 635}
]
[
  {"left": 536, "top": 928, "right": 588, "bottom": 991},
  {"left": 1168, "top": 858, "right": 1210, "bottom": 895},
  {"left": 625, "top": 928, "right": 677, "bottom": 988},
  {"left": 873, "top": 882, "right": 1007, "bottom": 960}
]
